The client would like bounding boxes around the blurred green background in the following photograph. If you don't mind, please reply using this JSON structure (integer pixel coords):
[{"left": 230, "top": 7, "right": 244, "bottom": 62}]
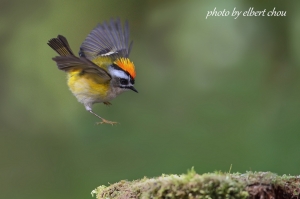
[{"left": 1, "top": 0, "right": 299, "bottom": 198}]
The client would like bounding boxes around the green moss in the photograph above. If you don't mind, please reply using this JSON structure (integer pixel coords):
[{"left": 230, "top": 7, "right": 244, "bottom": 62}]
[{"left": 91, "top": 170, "right": 300, "bottom": 199}]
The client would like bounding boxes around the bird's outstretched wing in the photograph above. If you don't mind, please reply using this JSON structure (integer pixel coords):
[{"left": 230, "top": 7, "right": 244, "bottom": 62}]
[
  {"left": 79, "top": 18, "right": 133, "bottom": 61},
  {"left": 52, "top": 55, "right": 112, "bottom": 83},
  {"left": 48, "top": 35, "right": 111, "bottom": 83}
]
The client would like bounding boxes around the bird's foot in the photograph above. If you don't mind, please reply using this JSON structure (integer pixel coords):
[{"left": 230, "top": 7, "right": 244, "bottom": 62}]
[{"left": 96, "top": 118, "right": 118, "bottom": 126}]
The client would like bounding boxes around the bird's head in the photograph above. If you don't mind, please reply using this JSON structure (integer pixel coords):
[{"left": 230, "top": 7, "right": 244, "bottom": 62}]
[{"left": 109, "top": 57, "right": 138, "bottom": 93}]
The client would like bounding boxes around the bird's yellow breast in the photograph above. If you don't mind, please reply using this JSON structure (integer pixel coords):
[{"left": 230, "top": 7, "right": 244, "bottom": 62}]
[{"left": 66, "top": 69, "right": 110, "bottom": 104}]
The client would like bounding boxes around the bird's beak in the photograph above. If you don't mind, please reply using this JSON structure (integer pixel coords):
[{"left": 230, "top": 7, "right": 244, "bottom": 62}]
[{"left": 129, "top": 86, "right": 138, "bottom": 93}]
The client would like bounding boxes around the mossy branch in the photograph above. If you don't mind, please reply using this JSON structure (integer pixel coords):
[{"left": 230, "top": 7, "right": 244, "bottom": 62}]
[{"left": 91, "top": 169, "right": 300, "bottom": 199}]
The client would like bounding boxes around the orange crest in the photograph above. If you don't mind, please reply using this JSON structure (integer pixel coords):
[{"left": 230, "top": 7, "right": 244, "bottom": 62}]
[{"left": 114, "top": 58, "right": 136, "bottom": 79}]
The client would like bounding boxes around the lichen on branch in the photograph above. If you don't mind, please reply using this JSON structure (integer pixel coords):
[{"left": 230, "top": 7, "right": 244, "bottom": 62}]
[{"left": 91, "top": 169, "right": 300, "bottom": 199}]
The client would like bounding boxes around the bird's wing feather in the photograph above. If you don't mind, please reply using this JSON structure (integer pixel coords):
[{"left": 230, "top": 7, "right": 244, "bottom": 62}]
[
  {"left": 79, "top": 18, "right": 133, "bottom": 60},
  {"left": 52, "top": 55, "right": 111, "bottom": 82}
]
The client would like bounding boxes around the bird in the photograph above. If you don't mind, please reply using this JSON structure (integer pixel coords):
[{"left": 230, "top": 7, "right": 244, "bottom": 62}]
[{"left": 47, "top": 19, "right": 137, "bottom": 125}]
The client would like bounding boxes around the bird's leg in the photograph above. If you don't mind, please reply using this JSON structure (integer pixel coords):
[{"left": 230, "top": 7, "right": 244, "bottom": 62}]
[
  {"left": 89, "top": 110, "right": 118, "bottom": 126},
  {"left": 103, "top": 102, "right": 112, "bottom": 106}
]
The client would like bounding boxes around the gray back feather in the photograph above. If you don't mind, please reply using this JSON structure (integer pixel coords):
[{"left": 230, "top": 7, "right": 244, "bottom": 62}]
[{"left": 79, "top": 18, "right": 133, "bottom": 60}]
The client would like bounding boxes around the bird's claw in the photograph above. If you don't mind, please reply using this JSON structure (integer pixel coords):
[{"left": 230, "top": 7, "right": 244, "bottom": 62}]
[{"left": 96, "top": 119, "right": 118, "bottom": 126}]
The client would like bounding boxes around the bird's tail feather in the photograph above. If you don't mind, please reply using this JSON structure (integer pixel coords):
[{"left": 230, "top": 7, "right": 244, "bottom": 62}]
[{"left": 47, "top": 35, "right": 74, "bottom": 56}]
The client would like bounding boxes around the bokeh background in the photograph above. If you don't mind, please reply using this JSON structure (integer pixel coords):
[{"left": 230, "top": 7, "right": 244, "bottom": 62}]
[{"left": 1, "top": 0, "right": 299, "bottom": 198}]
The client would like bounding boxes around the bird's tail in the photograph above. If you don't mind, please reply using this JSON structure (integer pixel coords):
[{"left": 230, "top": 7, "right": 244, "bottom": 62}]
[{"left": 47, "top": 35, "right": 74, "bottom": 56}]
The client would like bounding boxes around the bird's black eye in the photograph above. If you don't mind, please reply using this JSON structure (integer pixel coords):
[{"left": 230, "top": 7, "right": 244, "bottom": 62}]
[{"left": 120, "top": 78, "right": 128, "bottom": 85}]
